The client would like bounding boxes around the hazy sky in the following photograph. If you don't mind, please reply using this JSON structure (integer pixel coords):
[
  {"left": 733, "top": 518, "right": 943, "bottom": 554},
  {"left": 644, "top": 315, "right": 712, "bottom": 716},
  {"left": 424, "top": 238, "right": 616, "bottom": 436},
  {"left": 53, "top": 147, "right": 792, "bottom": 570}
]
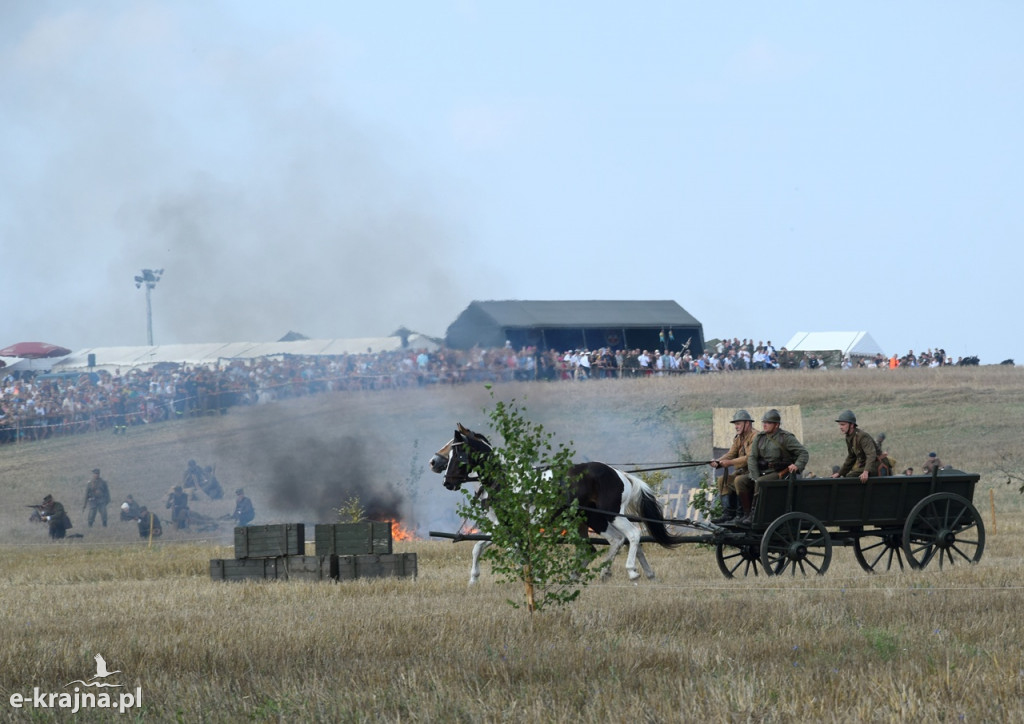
[{"left": 2, "top": 3, "right": 1021, "bottom": 363}]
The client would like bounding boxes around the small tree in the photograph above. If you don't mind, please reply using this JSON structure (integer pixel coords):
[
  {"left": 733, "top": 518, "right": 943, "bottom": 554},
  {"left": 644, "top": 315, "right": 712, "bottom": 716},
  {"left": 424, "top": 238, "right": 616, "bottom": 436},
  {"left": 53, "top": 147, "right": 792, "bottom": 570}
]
[
  {"left": 335, "top": 496, "right": 366, "bottom": 524},
  {"left": 457, "top": 394, "right": 598, "bottom": 612}
]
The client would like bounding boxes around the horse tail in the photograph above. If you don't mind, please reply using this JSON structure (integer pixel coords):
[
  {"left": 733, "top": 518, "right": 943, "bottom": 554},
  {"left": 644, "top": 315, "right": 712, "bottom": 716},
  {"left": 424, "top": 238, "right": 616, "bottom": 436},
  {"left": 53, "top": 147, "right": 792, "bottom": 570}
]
[{"left": 623, "top": 473, "right": 687, "bottom": 548}]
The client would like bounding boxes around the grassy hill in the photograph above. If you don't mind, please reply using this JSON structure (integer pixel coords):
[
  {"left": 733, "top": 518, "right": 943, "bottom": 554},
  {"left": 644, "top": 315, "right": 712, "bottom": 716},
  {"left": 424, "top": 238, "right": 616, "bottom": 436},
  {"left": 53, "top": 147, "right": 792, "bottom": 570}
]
[
  {"left": 3, "top": 365, "right": 1023, "bottom": 721},
  {"left": 3, "top": 365, "right": 1023, "bottom": 544}
]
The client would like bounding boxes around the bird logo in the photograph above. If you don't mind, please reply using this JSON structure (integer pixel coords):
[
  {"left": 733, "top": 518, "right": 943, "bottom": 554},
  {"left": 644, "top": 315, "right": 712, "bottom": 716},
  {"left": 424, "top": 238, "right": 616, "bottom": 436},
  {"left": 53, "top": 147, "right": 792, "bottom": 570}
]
[{"left": 65, "top": 654, "right": 123, "bottom": 688}]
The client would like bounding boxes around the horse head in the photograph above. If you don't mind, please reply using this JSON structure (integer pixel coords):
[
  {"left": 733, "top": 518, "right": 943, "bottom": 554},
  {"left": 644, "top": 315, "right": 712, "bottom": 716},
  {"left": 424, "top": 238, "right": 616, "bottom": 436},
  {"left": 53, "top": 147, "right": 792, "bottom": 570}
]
[{"left": 429, "top": 423, "right": 493, "bottom": 490}]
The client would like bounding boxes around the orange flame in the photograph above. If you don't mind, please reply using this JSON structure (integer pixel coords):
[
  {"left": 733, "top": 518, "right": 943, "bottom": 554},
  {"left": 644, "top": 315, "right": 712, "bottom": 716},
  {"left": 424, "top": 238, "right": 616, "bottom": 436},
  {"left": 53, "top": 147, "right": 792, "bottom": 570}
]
[{"left": 387, "top": 519, "right": 418, "bottom": 541}]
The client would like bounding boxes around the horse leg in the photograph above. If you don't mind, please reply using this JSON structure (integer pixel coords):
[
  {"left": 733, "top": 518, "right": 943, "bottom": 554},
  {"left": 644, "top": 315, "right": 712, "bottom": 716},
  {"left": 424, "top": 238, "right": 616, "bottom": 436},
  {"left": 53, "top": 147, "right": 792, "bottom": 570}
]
[
  {"left": 634, "top": 543, "right": 656, "bottom": 580},
  {"left": 469, "top": 540, "right": 490, "bottom": 585},
  {"left": 598, "top": 525, "right": 628, "bottom": 580},
  {"left": 610, "top": 516, "right": 643, "bottom": 580}
]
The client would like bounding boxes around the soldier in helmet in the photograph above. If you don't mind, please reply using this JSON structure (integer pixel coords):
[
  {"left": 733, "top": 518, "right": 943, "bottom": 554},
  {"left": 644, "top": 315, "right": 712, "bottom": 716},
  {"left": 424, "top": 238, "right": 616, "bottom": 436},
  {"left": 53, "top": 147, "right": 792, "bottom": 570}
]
[
  {"left": 166, "top": 485, "right": 190, "bottom": 529},
  {"left": 742, "top": 409, "right": 809, "bottom": 525},
  {"left": 830, "top": 410, "right": 881, "bottom": 483},
  {"left": 40, "top": 494, "right": 72, "bottom": 540},
  {"left": 232, "top": 488, "right": 255, "bottom": 527},
  {"left": 83, "top": 468, "right": 111, "bottom": 528},
  {"left": 708, "top": 409, "right": 757, "bottom": 524}
]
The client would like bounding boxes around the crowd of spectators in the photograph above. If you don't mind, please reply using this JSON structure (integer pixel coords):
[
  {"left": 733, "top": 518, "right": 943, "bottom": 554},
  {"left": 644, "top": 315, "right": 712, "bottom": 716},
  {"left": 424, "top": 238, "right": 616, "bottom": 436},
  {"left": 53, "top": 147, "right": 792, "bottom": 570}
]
[{"left": 0, "top": 338, "right": 985, "bottom": 444}]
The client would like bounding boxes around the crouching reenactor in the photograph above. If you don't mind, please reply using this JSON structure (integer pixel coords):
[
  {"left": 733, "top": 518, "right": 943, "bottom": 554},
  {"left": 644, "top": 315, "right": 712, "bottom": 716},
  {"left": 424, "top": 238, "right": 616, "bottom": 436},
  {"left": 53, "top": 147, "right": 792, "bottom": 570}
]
[
  {"left": 136, "top": 506, "right": 163, "bottom": 538},
  {"left": 166, "top": 485, "right": 190, "bottom": 530},
  {"left": 830, "top": 410, "right": 880, "bottom": 483},
  {"left": 40, "top": 494, "right": 73, "bottom": 540},
  {"left": 120, "top": 495, "right": 142, "bottom": 521}
]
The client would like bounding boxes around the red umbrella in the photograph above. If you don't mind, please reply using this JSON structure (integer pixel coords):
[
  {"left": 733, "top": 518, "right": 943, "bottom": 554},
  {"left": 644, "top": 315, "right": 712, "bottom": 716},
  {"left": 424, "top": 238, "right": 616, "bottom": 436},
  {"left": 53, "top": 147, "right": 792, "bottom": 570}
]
[{"left": 0, "top": 342, "right": 72, "bottom": 359}]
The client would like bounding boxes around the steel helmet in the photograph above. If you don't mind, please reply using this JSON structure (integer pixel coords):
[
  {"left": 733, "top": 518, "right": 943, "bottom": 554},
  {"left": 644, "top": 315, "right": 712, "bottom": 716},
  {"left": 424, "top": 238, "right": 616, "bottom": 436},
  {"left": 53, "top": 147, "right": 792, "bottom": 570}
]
[
  {"left": 835, "top": 410, "right": 857, "bottom": 425},
  {"left": 730, "top": 409, "right": 754, "bottom": 423},
  {"left": 762, "top": 409, "right": 781, "bottom": 423}
]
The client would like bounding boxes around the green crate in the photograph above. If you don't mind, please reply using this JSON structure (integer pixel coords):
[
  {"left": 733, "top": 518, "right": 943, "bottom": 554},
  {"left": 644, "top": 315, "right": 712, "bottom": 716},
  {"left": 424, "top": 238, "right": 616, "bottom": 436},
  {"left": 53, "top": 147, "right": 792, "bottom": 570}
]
[
  {"left": 314, "top": 522, "right": 392, "bottom": 556},
  {"left": 336, "top": 553, "right": 417, "bottom": 580},
  {"left": 234, "top": 524, "right": 305, "bottom": 559},
  {"left": 279, "top": 555, "right": 338, "bottom": 581},
  {"left": 210, "top": 558, "right": 280, "bottom": 581}
]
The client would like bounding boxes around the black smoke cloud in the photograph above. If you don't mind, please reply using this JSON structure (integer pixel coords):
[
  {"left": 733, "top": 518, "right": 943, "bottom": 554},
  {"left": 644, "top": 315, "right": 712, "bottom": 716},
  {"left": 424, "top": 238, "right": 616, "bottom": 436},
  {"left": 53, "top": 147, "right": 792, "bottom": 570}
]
[
  {"left": 259, "top": 435, "right": 403, "bottom": 523},
  {"left": 0, "top": 6, "right": 484, "bottom": 350}
]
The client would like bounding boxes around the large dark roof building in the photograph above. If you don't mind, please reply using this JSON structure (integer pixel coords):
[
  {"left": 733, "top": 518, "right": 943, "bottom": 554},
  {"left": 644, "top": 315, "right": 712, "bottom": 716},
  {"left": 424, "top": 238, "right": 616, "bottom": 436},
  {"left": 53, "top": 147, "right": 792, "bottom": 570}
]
[{"left": 444, "top": 300, "right": 704, "bottom": 354}]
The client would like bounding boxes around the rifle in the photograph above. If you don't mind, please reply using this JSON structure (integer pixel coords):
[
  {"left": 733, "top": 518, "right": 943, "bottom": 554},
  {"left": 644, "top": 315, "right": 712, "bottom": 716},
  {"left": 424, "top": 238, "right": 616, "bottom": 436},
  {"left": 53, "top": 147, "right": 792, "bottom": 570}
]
[{"left": 26, "top": 504, "right": 46, "bottom": 523}]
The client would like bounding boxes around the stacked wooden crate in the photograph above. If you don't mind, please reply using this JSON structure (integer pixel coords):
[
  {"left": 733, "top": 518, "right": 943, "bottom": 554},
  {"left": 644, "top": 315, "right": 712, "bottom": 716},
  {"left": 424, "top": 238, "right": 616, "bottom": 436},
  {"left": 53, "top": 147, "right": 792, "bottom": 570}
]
[
  {"left": 314, "top": 522, "right": 417, "bottom": 580},
  {"left": 210, "top": 522, "right": 416, "bottom": 582}
]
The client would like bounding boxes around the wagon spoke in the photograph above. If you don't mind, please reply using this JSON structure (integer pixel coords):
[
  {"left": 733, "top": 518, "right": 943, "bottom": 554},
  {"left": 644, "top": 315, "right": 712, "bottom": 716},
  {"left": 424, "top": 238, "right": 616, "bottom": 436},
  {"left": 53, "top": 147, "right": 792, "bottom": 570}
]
[
  {"left": 760, "top": 512, "right": 831, "bottom": 577},
  {"left": 903, "top": 493, "right": 986, "bottom": 570},
  {"left": 715, "top": 542, "right": 762, "bottom": 579},
  {"left": 948, "top": 541, "right": 980, "bottom": 564}
]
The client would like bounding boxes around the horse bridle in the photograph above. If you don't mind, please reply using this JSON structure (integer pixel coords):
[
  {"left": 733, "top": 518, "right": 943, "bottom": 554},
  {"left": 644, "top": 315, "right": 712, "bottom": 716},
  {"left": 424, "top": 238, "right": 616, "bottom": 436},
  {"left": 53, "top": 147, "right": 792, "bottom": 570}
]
[{"left": 433, "top": 430, "right": 492, "bottom": 490}]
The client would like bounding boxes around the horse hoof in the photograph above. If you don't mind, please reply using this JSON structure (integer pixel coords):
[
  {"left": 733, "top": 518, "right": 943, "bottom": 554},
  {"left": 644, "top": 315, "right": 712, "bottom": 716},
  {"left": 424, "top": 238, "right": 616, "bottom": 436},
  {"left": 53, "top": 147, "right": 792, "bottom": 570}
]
[
  {"left": 645, "top": 572, "right": 656, "bottom": 581},
  {"left": 627, "top": 570, "right": 641, "bottom": 581}
]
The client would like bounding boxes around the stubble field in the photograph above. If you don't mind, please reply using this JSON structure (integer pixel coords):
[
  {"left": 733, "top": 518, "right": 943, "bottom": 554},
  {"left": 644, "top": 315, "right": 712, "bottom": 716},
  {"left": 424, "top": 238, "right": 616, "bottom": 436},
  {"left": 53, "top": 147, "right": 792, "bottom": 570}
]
[{"left": 1, "top": 366, "right": 1023, "bottom": 722}]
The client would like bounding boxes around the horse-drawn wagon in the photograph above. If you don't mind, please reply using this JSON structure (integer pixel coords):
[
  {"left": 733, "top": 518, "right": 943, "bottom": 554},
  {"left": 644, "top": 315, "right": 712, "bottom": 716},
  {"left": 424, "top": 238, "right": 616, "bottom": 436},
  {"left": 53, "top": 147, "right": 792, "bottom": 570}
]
[
  {"left": 710, "top": 468, "right": 984, "bottom": 577},
  {"left": 429, "top": 423, "right": 985, "bottom": 583}
]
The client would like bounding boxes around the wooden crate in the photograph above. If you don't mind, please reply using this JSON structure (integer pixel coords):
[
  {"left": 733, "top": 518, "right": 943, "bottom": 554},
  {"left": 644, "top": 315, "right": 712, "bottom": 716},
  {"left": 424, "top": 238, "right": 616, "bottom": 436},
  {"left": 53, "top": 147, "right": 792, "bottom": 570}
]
[
  {"left": 336, "top": 553, "right": 417, "bottom": 580},
  {"left": 210, "top": 558, "right": 280, "bottom": 581},
  {"left": 279, "top": 555, "right": 338, "bottom": 582},
  {"left": 234, "top": 524, "right": 305, "bottom": 559},
  {"left": 314, "top": 522, "right": 392, "bottom": 556}
]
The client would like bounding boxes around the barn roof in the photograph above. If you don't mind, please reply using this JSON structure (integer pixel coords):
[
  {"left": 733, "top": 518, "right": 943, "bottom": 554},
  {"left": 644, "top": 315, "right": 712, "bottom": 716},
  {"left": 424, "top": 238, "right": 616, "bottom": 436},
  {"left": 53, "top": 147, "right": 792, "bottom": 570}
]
[{"left": 458, "top": 300, "right": 701, "bottom": 328}]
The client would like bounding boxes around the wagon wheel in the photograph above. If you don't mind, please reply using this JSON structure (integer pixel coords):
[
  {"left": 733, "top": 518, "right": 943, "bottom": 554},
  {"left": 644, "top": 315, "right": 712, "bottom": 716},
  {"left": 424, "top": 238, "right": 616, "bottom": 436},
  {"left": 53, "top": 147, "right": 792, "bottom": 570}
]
[
  {"left": 902, "top": 493, "right": 985, "bottom": 570},
  {"left": 852, "top": 529, "right": 908, "bottom": 573},
  {"left": 759, "top": 512, "right": 832, "bottom": 577},
  {"left": 715, "top": 541, "right": 763, "bottom": 578}
]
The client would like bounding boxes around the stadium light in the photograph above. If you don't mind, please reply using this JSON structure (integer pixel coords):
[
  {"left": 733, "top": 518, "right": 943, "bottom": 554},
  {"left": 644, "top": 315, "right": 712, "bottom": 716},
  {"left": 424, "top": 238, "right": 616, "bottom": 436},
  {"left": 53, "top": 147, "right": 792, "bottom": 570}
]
[{"left": 134, "top": 268, "right": 164, "bottom": 346}]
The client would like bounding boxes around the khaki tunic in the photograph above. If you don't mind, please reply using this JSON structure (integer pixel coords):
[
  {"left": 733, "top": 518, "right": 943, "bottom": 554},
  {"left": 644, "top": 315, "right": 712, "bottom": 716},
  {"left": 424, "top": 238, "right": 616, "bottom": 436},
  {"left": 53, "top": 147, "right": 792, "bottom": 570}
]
[
  {"left": 717, "top": 427, "right": 756, "bottom": 495},
  {"left": 748, "top": 428, "right": 809, "bottom": 479},
  {"left": 838, "top": 428, "right": 880, "bottom": 477}
]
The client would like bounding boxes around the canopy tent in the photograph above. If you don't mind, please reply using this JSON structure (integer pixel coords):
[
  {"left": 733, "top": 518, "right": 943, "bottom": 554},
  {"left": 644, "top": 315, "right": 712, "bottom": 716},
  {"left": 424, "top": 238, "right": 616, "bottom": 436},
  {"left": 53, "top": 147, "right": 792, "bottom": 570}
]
[
  {"left": 783, "top": 331, "right": 884, "bottom": 360},
  {"left": 31, "top": 334, "right": 440, "bottom": 374}
]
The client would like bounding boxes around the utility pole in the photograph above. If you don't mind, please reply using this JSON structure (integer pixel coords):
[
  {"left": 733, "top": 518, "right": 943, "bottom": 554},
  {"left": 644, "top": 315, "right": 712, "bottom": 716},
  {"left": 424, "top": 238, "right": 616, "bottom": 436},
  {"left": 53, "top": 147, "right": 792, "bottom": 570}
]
[{"left": 134, "top": 269, "right": 164, "bottom": 346}]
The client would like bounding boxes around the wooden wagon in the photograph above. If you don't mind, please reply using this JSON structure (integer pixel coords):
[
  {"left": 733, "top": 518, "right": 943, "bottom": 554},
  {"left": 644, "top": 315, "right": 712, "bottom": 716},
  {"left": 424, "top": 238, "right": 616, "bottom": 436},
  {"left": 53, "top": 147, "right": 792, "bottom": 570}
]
[{"left": 712, "top": 468, "right": 985, "bottom": 578}]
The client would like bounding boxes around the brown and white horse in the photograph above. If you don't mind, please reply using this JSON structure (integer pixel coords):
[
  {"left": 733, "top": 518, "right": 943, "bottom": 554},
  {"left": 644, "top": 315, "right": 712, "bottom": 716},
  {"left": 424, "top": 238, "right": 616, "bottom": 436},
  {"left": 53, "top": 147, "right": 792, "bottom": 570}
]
[{"left": 429, "top": 423, "right": 686, "bottom": 585}]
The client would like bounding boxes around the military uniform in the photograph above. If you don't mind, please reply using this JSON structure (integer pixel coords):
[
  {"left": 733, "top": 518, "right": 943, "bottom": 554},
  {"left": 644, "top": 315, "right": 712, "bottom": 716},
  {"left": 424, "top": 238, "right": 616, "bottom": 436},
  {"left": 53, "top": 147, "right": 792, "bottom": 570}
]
[
  {"left": 748, "top": 429, "right": 809, "bottom": 481},
  {"left": 719, "top": 427, "right": 757, "bottom": 497},
  {"left": 41, "top": 496, "right": 72, "bottom": 540},
  {"left": 837, "top": 428, "right": 881, "bottom": 477},
  {"left": 232, "top": 489, "right": 255, "bottom": 526},
  {"left": 166, "top": 487, "right": 190, "bottom": 529},
  {"left": 137, "top": 508, "right": 162, "bottom": 538},
  {"left": 84, "top": 470, "right": 111, "bottom": 527},
  {"left": 120, "top": 496, "right": 142, "bottom": 521}
]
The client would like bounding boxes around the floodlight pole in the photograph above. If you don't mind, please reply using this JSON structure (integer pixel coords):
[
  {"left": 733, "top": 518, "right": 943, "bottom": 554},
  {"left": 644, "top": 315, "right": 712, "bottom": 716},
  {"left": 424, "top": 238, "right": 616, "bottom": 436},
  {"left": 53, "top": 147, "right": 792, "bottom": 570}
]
[{"left": 134, "top": 268, "right": 164, "bottom": 346}]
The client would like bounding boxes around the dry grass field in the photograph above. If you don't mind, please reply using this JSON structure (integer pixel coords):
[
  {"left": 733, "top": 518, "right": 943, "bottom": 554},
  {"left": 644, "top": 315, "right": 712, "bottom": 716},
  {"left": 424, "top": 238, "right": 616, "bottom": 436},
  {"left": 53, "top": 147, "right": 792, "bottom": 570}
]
[{"left": 2, "top": 366, "right": 1023, "bottom": 721}]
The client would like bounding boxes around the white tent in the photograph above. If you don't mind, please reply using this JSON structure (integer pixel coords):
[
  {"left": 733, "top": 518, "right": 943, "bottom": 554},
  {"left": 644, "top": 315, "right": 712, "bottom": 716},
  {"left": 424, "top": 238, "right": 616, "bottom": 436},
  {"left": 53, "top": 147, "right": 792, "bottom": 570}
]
[
  {"left": 43, "top": 334, "right": 440, "bottom": 374},
  {"left": 784, "top": 331, "right": 884, "bottom": 359}
]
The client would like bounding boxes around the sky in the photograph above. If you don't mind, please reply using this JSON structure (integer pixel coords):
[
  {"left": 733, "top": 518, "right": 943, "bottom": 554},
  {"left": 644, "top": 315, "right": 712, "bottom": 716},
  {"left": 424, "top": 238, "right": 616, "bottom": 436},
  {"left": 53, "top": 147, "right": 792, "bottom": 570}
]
[{"left": 2, "top": 2, "right": 1022, "bottom": 364}]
